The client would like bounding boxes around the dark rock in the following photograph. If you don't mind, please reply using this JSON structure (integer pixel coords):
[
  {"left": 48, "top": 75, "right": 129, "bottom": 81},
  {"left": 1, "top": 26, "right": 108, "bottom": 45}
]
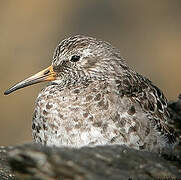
[
  {"left": 7, "top": 144, "right": 181, "bottom": 180},
  {"left": 168, "top": 94, "right": 181, "bottom": 141},
  {"left": 0, "top": 146, "right": 15, "bottom": 180}
]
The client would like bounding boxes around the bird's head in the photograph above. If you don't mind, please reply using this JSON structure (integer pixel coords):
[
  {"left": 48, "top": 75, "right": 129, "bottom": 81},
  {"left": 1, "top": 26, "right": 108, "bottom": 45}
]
[{"left": 4, "top": 35, "right": 126, "bottom": 95}]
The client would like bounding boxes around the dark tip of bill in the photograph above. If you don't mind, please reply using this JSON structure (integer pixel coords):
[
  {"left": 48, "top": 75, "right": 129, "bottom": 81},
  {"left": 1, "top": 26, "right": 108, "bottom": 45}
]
[
  {"left": 4, "top": 89, "right": 11, "bottom": 95},
  {"left": 4, "top": 87, "right": 14, "bottom": 95}
]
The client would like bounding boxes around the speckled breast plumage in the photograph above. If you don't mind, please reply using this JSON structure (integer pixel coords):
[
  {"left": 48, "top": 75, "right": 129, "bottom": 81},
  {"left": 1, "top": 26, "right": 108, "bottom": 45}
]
[{"left": 32, "top": 76, "right": 175, "bottom": 153}]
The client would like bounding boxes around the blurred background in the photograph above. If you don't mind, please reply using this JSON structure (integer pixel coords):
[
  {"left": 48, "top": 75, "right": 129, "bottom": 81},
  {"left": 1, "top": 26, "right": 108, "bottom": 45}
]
[{"left": 0, "top": 0, "right": 180, "bottom": 146}]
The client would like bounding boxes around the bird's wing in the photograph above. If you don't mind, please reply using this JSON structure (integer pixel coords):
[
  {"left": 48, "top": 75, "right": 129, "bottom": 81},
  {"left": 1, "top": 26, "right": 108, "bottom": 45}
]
[
  {"left": 117, "top": 73, "right": 176, "bottom": 144},
  {"left": 134, "top": 80, "right": 175, "bottom": 144}
]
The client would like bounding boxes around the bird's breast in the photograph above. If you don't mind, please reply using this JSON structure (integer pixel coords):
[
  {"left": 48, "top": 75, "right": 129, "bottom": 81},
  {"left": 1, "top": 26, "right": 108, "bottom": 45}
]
[
  {"left": 31, "top": 81, "right": 170, "bottom": 152},
  {"left": 32, "top": 81, "right": 121, "bottom": 146}
]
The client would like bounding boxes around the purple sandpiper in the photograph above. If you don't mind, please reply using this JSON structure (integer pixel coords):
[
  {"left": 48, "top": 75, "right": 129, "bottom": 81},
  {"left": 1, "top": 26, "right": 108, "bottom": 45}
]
[{"left": 4, "top": 35, "right": 176, "bottom": 153}]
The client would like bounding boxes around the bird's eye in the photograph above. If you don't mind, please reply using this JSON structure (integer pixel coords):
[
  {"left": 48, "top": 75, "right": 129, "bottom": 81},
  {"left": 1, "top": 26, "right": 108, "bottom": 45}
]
[{"left": 70, "top": 55, "right": 80, "bottom": 62}]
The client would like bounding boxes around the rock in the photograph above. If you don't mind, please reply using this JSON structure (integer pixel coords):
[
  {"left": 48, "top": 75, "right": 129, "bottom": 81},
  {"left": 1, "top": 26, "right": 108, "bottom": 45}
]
[
  {"left": 7, "top": 144, "right": 181, "bottom": 180},
  {"left": 168, "top": 94, "right": 181, "bottom": 142},
  {"left": 167, "top": 94, "right": 181, "bottom": 164},
  {"left": 0, "top": 146, "right": 15, "bottom": 180}
]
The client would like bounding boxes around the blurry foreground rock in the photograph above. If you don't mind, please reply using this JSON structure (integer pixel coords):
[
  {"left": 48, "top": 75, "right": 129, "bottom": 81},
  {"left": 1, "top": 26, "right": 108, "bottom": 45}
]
[
  {"left": 0, "top": 146, "right": 15, "bottom": 180},
  {"left": 0, "top": 95, "right": 181, "bottom": 180}
]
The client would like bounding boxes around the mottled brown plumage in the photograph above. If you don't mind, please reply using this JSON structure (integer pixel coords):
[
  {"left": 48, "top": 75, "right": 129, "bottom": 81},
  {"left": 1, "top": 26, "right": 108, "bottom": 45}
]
[{"left": 5, "top": 35, "right": 176, "bottom": 153}]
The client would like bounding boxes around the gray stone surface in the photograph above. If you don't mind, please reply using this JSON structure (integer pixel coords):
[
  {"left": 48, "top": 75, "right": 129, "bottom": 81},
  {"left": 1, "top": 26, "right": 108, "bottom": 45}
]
[
  {"left": 0, "top": 146, "right": 15, "bottom": 180},
  {"left": 8, "top": 144, "right": 181, "bottom": 180}
]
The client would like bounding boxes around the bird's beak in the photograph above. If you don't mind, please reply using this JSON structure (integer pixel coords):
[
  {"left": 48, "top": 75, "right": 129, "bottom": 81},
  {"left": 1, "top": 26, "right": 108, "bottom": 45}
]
[{"left": 4, "top": 65, "right": 56, "bottom": 95}]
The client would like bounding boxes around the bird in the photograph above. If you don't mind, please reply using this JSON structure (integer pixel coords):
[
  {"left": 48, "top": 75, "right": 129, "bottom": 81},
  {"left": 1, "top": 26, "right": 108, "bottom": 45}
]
[{"left": 4, "top": 35, "right": 176, "bottom": 153}]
